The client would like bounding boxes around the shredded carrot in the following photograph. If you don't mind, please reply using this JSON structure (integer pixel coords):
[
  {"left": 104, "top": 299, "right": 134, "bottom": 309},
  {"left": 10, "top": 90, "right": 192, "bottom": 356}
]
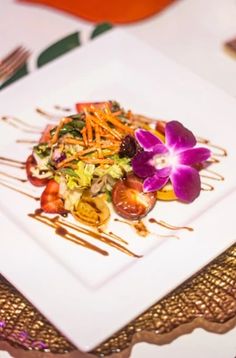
[
  {"left": 50, "top": 117, "right": 72, "bottom": 145},
  {"left": 99, "top": 132, "right": 115, "bottom": 140},
  {"left": 56, "top": 154, "right": 78, "bottom": 168},
  {"left": 92, "top": 111, "right": 122, "bottom": 140},
  {"left": 106, "top": 114, "right": 134, "bottom": 134},
  {"left": 62, "top": 138, "right": 84, "bottom": 145},
  {"left": 81, "top": 127, "right": 88, "bottom": 146},
  {"left": 85, "top": 113, "right": 93, "bottom": 143},
  {"left": 51, "top": 107, "right": 131, "bottom": 168},
  {"left": 95, "top": 123, "right": 103, "bottom": 158},
  {"left": 56, "top": 148, "right": 98, "bottom": 168}
]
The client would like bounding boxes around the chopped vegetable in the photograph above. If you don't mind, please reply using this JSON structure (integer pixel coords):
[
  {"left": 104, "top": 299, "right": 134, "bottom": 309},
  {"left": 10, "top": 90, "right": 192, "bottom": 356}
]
[{"left": 73, "top": 192, "right": 110, "bottom": 226}]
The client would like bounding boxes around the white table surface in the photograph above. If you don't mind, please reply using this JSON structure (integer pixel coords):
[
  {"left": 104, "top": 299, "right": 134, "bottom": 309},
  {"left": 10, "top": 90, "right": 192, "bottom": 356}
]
[{"left": 0, "top": 0, "right": 235, "bottom": 357}]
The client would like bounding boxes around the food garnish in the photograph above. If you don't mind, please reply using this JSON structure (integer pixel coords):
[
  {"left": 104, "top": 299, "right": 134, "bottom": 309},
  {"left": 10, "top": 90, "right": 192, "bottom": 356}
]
[{"left": 26, "top": 101, "right": 211, "bottom": 227}]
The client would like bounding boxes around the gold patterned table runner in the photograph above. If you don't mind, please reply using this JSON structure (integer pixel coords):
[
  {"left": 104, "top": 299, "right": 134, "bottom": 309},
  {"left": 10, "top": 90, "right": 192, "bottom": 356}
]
[{"left": 0, "top": 244, "right": 235, "bottom": 357}]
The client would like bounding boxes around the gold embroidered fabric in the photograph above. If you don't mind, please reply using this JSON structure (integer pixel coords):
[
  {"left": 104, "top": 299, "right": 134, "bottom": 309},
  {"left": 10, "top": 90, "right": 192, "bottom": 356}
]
[{"left": 0, "top": 244, "right": 235, "bottom": 357}]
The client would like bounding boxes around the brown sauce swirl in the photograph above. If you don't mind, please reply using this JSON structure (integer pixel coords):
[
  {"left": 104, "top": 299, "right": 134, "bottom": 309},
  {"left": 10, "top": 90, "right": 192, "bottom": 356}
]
[
  {"left": 114, "top": 218, "right": 149, "bottom": 237},
  {"left": 29, "top": 212, "right": 140, "bottom": 258},
  {"left": 0, "top": 156, "right": 25, "bottom": 169},
  {"left": 197, "top": 137, "right": 227, "bottom": 157},
  {"left": 1, "top": 116, "right": 42, "bottom": 133},
  {"left": 200, "top": 168, "right": 224, "bottom": 182},
  {"left": 149, "top": 218, "right": 193, "bottom": 232},
  {"left": 0, "top": 180, "right": 39, "bottom": 200},
  {"left": 201, "top": 182, "right": 214, "bottom": 191},
  {"left": 0, "top": 171, "right": 27, "bottom": 183}
]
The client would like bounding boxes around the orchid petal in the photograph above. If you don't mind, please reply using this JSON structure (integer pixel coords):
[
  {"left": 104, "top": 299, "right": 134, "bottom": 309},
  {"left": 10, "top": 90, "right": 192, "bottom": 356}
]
[
  {"left": 166, "top": 121, "right": 196, "bottom": 152},
  {"left": 143, "top": 174, "right": 169, "bottom": 192},
  {"left": 157, "top": 166, "right": 172, "bottom": 178},
  {"left": 170, "top": 165, "right": 201, "bottom": 202},
  {"left": 132, "top": 151, "right": 156, "bottom": 178},
  {"left": 152, "top": 143, "right": 169, "bottom": 155},
  {"left": 178, "top": 147, "right": 211, "bottom": 165},
  {"left": 135, "top": 128, "right": 163, "bottom": 151}
]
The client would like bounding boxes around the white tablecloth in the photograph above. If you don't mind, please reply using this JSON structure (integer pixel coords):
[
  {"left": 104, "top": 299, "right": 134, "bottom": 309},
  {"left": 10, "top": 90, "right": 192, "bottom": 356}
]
[{"left": 0, "top": 0, "right": 235, "bottom": 357}]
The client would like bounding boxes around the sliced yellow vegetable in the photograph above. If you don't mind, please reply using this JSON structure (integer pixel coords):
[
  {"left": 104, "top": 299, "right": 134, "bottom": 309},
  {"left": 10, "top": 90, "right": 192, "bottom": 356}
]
[
  {"left": 73, "top": 193, "right": 110, "bottom": 226},
  {"left": 156, "top": 182, "right": 177, "bottom": 201},
  {"left": 149, "top": 128, "right": 165, "bottom": 143}
]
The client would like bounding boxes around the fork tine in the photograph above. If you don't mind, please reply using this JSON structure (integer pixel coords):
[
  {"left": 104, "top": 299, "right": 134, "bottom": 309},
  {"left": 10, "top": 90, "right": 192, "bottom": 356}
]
[
  {"left": 0, "top": 48, "right": 29, "bottom": 72},
  {"left": 0, "top": 46, "right": 23, "bottom": 65},
  {"left": 0, "top": 48, "right": 30, "bottom": 80}
]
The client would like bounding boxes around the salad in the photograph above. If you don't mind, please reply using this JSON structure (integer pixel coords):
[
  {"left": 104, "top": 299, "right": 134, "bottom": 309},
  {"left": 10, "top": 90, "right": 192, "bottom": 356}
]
[{"left": 26, "top": 101, "right": 211, "bottom": 227}]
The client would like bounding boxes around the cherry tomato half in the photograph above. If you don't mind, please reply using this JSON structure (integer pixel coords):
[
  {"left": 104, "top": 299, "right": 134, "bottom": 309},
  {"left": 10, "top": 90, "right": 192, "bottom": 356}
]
[
  {"left": 75, "top": 101, "right": 111, "bottom": 113},
  {"left": 40, "top": 179, "right": 66, "bottom": 214},
  {"left": 26, "top": 155, "right": 49, "bottom": 187},
  {"left": 39, "top": 124, "right": 55, "bottom": 143},
  {"left": 112, "top": 174, "right": 156, "bottom": 220}
]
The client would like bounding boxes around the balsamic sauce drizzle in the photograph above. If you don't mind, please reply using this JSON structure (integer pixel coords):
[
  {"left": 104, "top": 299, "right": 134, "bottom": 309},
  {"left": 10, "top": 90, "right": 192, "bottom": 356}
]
[
  {"left": 0, "top": 180, "right": 39, "bottom": 200},
  {"left": 0, "top": 156, "right": 25, "bottom": 169},
  {"left": 16, "top": 139, "right": 38, "bottom": 144},
  {"left": 201, "top": 182, "right": 214, "bottom": 191},
  {"left": 197, "top": 136, "right": 227, "bottom": 157},
  {"left": 148, "top": 218, "right": 193, "bottom": 232},
  {"left": 29, "top": 212, "right": 108, "bottom": 256},
  {"left": 200, "top": 168, "right": 224, "bottom": 181},
  {"left": 0, "top": 116, "right": 42, "bottom": 133},
  {"left": 114, "top": 218, "right": 179, "bottom": 239},
  {"left": 0, "top": 171, "right": 27, "bottom": 183},
  {"left": 36, "top": 107, "right": 69, "bottom": 121},
  {"left": 58, "top": 217, "right": 140, "bottom": 257},
  {"left": 54, "top": 105, "right": 72, "bottom": 112},
  {"left": 29, "top": 212, "right": 140, "bottom": 258}
]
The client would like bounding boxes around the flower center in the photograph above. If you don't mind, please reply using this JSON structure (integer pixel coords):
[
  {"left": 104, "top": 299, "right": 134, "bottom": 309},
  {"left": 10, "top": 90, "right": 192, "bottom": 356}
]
[{"left": 152, "top": 152, "right": 177, "bottom": 170}]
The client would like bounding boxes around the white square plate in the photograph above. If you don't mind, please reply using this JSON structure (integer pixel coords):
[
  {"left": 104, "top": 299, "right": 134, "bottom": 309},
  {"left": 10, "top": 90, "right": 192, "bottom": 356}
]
[{"left": 0, "top": 30, "right": 235, "bottom": 351}]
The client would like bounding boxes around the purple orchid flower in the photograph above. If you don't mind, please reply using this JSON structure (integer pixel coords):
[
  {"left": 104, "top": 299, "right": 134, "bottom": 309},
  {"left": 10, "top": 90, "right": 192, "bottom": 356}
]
[{"left": 132, "top": 121, "right": 211, "bottom": 202}]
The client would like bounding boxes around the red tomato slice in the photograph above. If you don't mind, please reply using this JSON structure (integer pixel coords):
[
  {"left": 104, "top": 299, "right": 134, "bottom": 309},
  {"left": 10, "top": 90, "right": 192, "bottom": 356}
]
[
  {"left": 26, "top": 155, "right": 49, "bottom": 187},
  {"left": 39, "top": 124, "right": 55, "bottom": 143},
  {"left": 112, "top": 174, "right": 156, "bottom": 220},
  {"left": 40, "top": 179, "right": 66, "bottom": 214},
  {"left": 75, "top": 101, "right": 111, "bottom": 113}
]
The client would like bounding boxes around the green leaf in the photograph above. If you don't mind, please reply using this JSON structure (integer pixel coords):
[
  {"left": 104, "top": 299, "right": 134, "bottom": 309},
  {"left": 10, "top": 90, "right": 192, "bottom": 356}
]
[
  {"left": 90, "top": 23, "right": 113, "bottom": 39},
  {"left": 37, "top": 32, "right": 80, "bottom": 68},
  {"left": 0, "top": 63, "right": 28, "bottom": 90}
]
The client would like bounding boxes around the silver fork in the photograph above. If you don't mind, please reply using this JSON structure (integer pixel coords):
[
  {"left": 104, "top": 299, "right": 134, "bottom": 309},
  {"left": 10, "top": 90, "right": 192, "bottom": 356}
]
[{"left": 0, "top": 46, "right": 31, "bottom": 85}]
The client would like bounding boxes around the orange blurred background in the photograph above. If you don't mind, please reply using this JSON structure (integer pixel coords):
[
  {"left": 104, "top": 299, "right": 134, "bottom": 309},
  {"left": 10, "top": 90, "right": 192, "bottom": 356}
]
[{"left": 18, "top": 0, "right": 175, "bottom": 24}]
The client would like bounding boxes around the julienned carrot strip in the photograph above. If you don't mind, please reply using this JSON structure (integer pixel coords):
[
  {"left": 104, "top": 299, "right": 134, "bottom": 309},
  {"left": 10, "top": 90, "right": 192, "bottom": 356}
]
[
  {"left": 50, "top": 117, "right": 72, "bottom": 145},
  {"left": 81, "top": 127, "right": 88, "bottom": 146},
  {"left": 62, "top": 138, "right": 84, "bottom": 145},
  {"left": 92, "top": 112, "right": 122, "bottom": 140},
  {"left": 56, "top": 154, "right": 78, "bottom": 168},
  {"left": 94, "top": 107, "right": 131, "bottom": 137},
  {"left": 99, "top": 132, "right": 115, "bottom": 140},
  {"left": 85, "top": 114, "right": 93, "bottom": 143},
  {"left": 62, "top": 137, "right": 119, "bottom": 149},
  {"left": 100, "top": 142, "right": 120, "bottom": 149},
  {"left": 56, "top": 148, "right": 98, "bottom": 168},
  {"left": 95, "top": 123, "right": 103, "bottom": 158},
  {"left": 106, "top": 114, "right": 134, "bottom": 134}
]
